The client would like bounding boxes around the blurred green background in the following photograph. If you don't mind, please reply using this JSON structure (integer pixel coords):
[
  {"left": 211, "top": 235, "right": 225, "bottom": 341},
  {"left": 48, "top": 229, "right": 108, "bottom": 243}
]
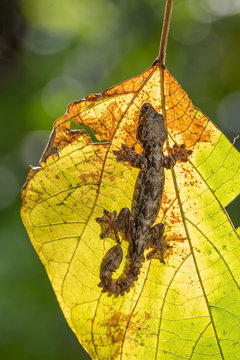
[{"left": 0, "top": 0, "right": 239, "bottom": 359}]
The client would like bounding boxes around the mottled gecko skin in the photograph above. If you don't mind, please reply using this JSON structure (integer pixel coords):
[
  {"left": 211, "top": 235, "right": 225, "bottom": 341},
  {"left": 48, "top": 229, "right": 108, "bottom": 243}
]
[{"left": 96, "top": 103, "right": 192, "bottom": 297}]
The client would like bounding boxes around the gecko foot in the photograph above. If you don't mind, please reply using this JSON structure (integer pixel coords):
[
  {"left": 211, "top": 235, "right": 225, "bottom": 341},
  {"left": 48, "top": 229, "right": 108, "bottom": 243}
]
[
  {"left": 113, "top": 144, "right": 136, "bottom": 163},
  {"left": 146, "top": 223, "right": 171, "bottom": 264},
  {"left": 164, "top": 143, "right": 192, "bottom": 169},
  {"left": 96, "top": 209, "right": 120, "bottom": 243},
  {"left": 169, "top": 143, "right": 192, "bottom": 161}
]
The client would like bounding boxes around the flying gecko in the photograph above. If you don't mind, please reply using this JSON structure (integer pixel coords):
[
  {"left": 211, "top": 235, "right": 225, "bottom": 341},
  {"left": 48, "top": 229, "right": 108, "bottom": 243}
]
[{"left": 96, "top": 103, "right": 192, "bottom": 296}]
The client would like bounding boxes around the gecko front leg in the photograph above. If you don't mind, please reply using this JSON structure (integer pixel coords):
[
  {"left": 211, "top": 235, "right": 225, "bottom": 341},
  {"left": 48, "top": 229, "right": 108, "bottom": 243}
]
[
  {"left": 164, "top": 143, "right": 193, "bottom": 169},
  {"left": 113, "top": 144, "right": 147, "bottom": 169}
]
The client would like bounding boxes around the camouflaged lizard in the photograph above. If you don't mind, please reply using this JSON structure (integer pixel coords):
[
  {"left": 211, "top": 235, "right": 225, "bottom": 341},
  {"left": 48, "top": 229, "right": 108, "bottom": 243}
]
[{"left": 96, "top": 103, "right": 192, "bottom": 297}]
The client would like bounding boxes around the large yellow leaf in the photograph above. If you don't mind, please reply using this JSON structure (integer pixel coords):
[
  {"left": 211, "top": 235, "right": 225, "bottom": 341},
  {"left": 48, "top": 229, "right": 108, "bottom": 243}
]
[{"left": 21, "top": 62, "right": 240, "bottom": 360}]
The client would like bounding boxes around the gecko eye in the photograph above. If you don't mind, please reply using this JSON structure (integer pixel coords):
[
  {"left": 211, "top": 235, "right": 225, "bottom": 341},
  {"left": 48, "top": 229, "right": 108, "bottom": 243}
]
[{"left": 139, "top": 115, "right": 146, "bottom": 124}]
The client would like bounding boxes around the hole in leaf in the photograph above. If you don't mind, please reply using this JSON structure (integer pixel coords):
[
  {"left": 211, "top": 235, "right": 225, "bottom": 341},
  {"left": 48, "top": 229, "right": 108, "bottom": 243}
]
[
  {"left": 70, "top": 121, "right": 102, "bottom": 143},
  {"left": 225, "top": 194, "right": 240, "bottom": 229}
]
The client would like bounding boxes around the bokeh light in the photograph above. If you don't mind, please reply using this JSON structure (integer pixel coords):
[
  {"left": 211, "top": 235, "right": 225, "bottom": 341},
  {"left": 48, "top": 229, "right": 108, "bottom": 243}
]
[
  {"left": 0, "top": 165, "right": 18, "bottom": 211},
  {"left": 187, "top": 32, "right": 224, "bottom": 72},
  {"left": 171, "top": 2, "right": 211, "bottom": 45},
  {"left": 217, "top": 91, "right": 240, "bottom": 133},
  {"left": 187, "top": 0, "right": 218, "bottom": 23},
  {"left": 20, "top": 0, "right": 80, "bottom": 34},
  {"left": 20, "top": 0, "right": 118, "bottom": 38},
  {"left": 21, "top": 130, "right": 51, "bottom": 166},
  {"left": 23, "top": 26, "right": 74, "bottom": 55},
  {"left": 41, "top": 77, "right": 84, "bottom": 118},
  {"left": 207, "top": 0, "right": 240, "bottom": 17}
]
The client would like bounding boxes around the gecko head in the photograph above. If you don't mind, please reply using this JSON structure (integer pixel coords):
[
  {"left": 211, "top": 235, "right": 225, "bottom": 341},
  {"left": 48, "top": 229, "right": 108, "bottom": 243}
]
[{"left": 136, "top": 103, "right": 168, "bottom": 147}]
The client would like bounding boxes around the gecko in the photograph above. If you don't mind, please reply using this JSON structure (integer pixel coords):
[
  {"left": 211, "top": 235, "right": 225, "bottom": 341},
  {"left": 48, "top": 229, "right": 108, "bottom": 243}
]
[{"left": 96, "top": 103, "right": 192, "bottom": 297}]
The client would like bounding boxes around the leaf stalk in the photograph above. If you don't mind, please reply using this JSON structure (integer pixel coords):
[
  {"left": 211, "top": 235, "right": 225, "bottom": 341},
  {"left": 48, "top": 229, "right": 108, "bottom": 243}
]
[{"left": 158, "top": 0, "right": 173, "bottom": 66}]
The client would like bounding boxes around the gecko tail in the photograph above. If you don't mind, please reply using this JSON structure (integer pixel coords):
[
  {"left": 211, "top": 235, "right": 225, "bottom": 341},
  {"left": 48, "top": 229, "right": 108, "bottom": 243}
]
[
  {"left": 98, "top": 244, "right": 123, "bottom": 295},
  {"left": 99, "top": 245, "right": 144, "bottom": 297}
]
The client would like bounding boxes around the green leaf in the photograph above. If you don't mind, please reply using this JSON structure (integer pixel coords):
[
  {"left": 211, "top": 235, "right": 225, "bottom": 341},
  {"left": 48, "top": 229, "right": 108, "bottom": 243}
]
[{"left": 21, "top": 64, "right": 240, "bottom": 359}]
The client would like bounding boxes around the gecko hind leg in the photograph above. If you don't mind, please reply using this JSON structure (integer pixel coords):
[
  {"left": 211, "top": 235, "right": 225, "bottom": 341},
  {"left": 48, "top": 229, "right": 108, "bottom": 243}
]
[
  {"left": 96, "top": 208, "right": 134, "bottom": 243},
  {"left": 96, "top": 209, "right": 121, "bottom": 243},
  {"left": 146, "top": 223, "right": 171, "bottom": 264}
]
